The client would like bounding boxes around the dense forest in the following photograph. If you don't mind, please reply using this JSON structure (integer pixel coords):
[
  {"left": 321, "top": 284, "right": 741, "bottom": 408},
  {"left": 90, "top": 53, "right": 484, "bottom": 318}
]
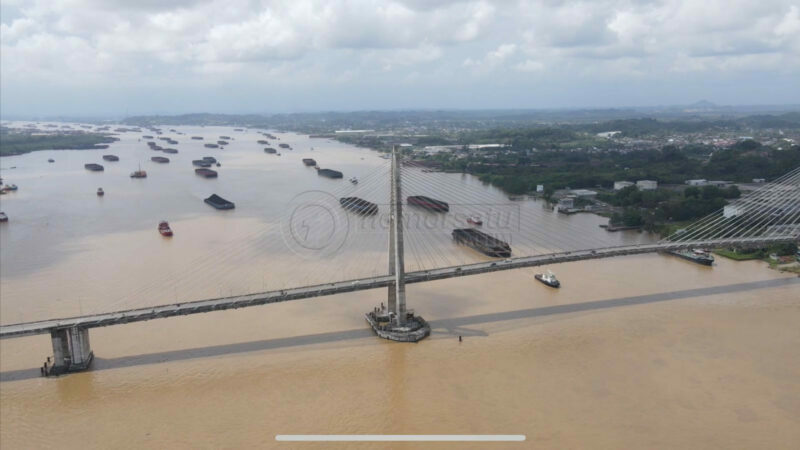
[{"left": 0, "top": 128, "right": 118, "bottom": 156}]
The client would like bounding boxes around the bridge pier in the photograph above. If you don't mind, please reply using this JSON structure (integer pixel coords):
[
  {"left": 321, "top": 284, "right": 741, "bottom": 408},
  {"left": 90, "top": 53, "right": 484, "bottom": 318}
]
[{"left": 45, "top": 327, "right": 93, "bottom": 376}]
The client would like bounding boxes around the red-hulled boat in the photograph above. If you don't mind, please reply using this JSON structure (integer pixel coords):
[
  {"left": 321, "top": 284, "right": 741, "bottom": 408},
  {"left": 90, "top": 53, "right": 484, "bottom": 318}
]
[
  {"left": 158, "top": 221, "right": 173, "bottom": 237},
  {"left": 467, "top": 215, "right": 483, "bottom": 226}
]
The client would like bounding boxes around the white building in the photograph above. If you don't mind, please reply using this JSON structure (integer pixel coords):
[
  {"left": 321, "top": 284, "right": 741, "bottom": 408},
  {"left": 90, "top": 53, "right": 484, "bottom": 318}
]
[
  {"left": 536, "top": 184, "right": 544, "bottom": 193},
  {"left": 571, "top": 189, "right": 597, "bottom": 198},
  {"left": 557, "top": 197, "right": 575, "bottom": 211},
  {"left": 636, "top": 180, "right": 658, "bottom": 190},
  {"left": 614, "top": 181, "right": 634, "bottom": 190},
  {"left": 686, "top": 179, "right": 707, "bottom": 186}
]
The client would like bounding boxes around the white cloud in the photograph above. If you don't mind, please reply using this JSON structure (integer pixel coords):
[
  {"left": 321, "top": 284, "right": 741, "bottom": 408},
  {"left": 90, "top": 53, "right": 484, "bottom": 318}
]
[{"left": 1, "top": 0, "right": 799, "bottom": 114}]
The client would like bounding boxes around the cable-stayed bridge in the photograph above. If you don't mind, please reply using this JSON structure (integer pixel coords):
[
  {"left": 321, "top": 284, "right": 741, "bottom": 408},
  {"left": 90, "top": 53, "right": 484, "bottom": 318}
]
[{"left": 1, "top": 150, "right": 798, "bottom": 375}]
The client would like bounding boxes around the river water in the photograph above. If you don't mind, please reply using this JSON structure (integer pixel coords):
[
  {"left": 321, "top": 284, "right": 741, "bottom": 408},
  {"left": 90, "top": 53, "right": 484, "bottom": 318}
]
[{"left": 1, "top": 124, "right": 799, "bottom": 449}]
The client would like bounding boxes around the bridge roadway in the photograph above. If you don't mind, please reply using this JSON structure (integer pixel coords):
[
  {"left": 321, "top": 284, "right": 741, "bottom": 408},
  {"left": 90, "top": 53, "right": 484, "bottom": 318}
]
[{"left": 1, "top": 236, "right": 796, "bottom": 339}]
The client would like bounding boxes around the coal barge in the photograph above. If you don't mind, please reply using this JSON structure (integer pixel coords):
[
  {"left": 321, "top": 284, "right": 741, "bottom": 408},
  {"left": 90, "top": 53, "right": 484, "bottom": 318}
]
[
  {"left": 195, "top": 168, "right": 218, "bottom": 178},
  {"left": 407, "top": 195, "right": 449, "bottom": 212},
  {"left": 102, "top": 154, "right": 119, "bottom": 161},
  {"left": 302, "top": 158, "right": 317, "bottom": 166},
  {"left": 339, "top": 197, "right": 378, "bottom": 215},
  {"left": 317, "top": 168, "right": 343, "bottom": 179},
  {"left": 264, "top": 147, "right": 277, "bottom": 154},
  {"left": 84, "top": 163, "right": 104, "bottom": 171},
  {"left": 666, "top": 248, "right": 714, "bottom": 266},
  {"left": 151, "top": 156, "right": 170, "bottom": 163},
  {"left": 204, "top": 194, "right": 234, "bottom": 209},
  {"left": 452, "top": 228, "right": 511, "bottom": 257}
]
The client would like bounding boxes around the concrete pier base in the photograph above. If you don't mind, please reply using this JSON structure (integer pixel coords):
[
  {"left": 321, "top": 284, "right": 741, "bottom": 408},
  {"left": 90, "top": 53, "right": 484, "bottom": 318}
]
[
  {"left": 45, "top": 327, "right": 93, "bottom": 376},
  {"left": 366, "top": 304, "right": 430, "bottom": 343}
]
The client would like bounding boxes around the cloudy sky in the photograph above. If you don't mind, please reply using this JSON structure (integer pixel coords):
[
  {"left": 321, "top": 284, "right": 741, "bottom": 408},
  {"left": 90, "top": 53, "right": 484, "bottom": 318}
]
[{"left": 1, "top": 0, "right": 799, "bottom": 117}]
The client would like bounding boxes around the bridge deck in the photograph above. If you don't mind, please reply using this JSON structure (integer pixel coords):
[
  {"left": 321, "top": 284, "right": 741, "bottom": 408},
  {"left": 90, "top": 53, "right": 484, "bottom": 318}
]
[{"left": 1, "top": 237, "right": 795, "bottom": 339}]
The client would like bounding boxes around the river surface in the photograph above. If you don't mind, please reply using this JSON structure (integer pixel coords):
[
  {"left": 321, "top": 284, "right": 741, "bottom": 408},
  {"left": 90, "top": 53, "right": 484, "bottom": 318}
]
[{"left": 1, "top": 123, "right": 799, "bottom": 449}]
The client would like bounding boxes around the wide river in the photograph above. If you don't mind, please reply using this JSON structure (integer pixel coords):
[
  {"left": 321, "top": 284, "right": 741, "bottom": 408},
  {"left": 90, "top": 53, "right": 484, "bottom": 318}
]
[{"left": 1, "top": 123, "right": 799, "bottom": 449}]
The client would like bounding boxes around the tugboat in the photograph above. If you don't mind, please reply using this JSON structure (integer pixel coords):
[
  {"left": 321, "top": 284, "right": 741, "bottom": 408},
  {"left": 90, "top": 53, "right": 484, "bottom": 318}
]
[
  {"left": 158, "top": 221, "right": 173, "bottom": 237},
  {"left": 666, "top": 248, "right": 714, "bottom": 266},
  {"left": 4, "top": 184, "right": 18, "bottom": 191},
  {"left": 349, "top": 177, "right": 358, "bottom": 184},
  {"left": 0, "top": 212, "right": 8, "bottom": 222},
  {"left": 467, "top": 215, "right": 483, "bottom": 226},
  {"left": 96, "top": 187, "right": 104, "bottom": 196},
  {"left": 534, "top": 270, "right": 560, "bottom": 288},
  {"left": 130, "top": 165, "right": 147, "bottom": 178}
]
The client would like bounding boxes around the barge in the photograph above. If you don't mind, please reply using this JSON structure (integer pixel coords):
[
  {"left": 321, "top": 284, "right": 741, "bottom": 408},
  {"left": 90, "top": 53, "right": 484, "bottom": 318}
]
[
  {"left": 452, "top": 228, "right": 511, "bottom": 257},
  {"left": 317, "top": 168, "right": 343, "bottom": 179},
  {"left": 192, "top": 160, "right": 212, "bottom": 167},
  {"left": 302, "top": 158, "right": 316, "bottom": 166},
  {"left": 339, "top": 197, "right": 378, "bottom": 215},
  {"left": 162, "top": 148, "right": 178, "bottom": 154},
  {"left": 195, "top": 168, "right": 218, "bottom": 178},
  {"left": 264, "top": 147, "right": 277, "bottom": 154},
  {"left": 666, "top": 248, "right": 714, "bottom": 266},
  {"left": 84, "top": 163, "right": 104, "bottom": 171},
  {"left": 204, "top": 194, "right": 234, "bottom": 209},
  {"left": 102, "top": 155, "right": 119, "bottom": 161},
  {"left": 407, "top": 195, "right": 449, "bottom": 212},
  {"left": 204, "top": 143, "right": 219, "bottom": 148},
  {"left": 151, "top": 156, "right": 170, "bottom": 163}
]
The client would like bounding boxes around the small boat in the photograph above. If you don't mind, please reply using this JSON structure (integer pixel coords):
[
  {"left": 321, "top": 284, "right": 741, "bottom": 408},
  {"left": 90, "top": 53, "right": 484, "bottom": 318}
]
[
  {"left": 48, "top": 159, "right": 55, "bottom": 163},
  {"left": 195, "top": 168, "right": 218, "bottom": 178},
  {"left": 0, "top": 212, "right": 7, "bottom": 222},
  {"left": 204, "top": 194, "right": 235, "bottom": 210},
  {"left": 349, "top": 177, "right": 358, "bottom": 184},
  {"left": 534, "top": 270, "right": 560, "bottom": 288},
  {"left": 216, "top": 163, "right": 221, "bottom": 167},
  {"left": 102, "top": 155, "right": 119, "bottom": 161},
  {"left": 84, "top": 163, "right": 104, "bottom": 171},
  {"left": 467, "top": 215, "right": 483, "bottom": 226},
  {"left": 158, "top": 220, "right": 173, "bottom": 237},
  {"left": 4, "top": 184, "right": 18, "bottom": 191},
  {"left": 130, "top": 165, "right": 147, "bottom": 178},
  {"left": 97, "top": 187, "right": 104, "bottom": 196}
]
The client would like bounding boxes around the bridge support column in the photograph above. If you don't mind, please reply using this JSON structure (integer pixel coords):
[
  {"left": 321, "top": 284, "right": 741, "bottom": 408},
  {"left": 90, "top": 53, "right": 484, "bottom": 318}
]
[
  {"left": 46, "top": 327, "right": 93, "bottom": 376},
  {"left": 364, "top": 146, "right": 430, "bottom": 342}
]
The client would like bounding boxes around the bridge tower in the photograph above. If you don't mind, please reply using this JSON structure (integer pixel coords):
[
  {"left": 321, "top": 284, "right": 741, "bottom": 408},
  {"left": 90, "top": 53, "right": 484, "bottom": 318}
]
[{"left": 365, "top": 146, "right": 431, "bottom": 341}]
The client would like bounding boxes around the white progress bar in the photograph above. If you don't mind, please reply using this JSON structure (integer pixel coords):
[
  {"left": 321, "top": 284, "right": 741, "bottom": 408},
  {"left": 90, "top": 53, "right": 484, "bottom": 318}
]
[{"left": 276, "top": 435, "right": 525, "bottom": 442}]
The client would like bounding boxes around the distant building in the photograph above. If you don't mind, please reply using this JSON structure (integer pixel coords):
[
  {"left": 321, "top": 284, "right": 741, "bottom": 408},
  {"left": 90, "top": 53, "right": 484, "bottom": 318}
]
[
  {"left": 707, "top": 180, "right": 731, "bottom": 187},
  {"left": 614, "top": 181, "right": 634, "bottom": 190},
  {"left": 571, "top": 189, "right": 597, "bottom": 198},
  {"left": 596, "top": 131, "right": 621, "bottom": 138},
  {"left": 686, "top": 179, "right": 707, "bottom": 186},
  {"left": 536, "top": 185, "right": 544, "bottom": 193},
  {"left": 636, "top": 180, "right": 658, "bottom": 190},
  {"left": 753, "top": 178, "right": 766, "bottom": 183},
  {"left": 556, "top": 197, "right": 575, "bottom": 211}
]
